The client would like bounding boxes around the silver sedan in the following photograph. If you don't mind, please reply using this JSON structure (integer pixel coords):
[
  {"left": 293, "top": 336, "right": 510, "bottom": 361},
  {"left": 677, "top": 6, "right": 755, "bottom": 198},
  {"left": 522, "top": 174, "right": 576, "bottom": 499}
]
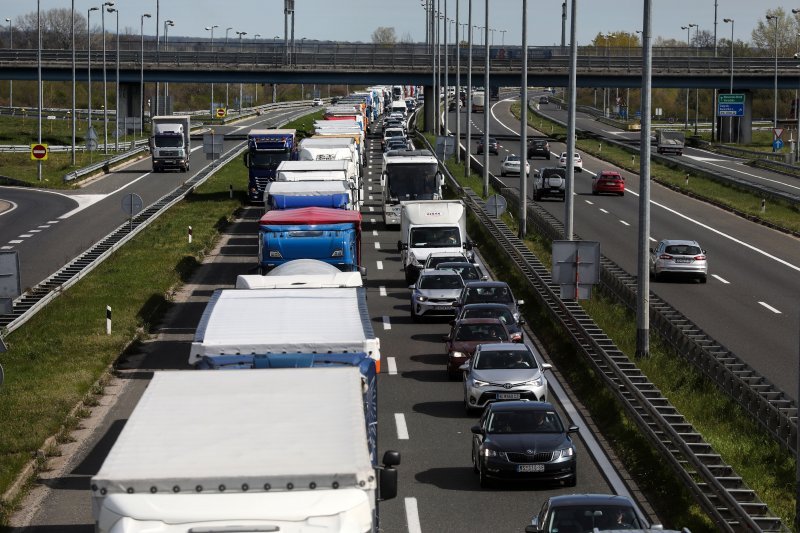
[
  {"left": 461, "top": 343, "right": 551, "bottom": 414},
  {"left": 409, "top": 268, "right": 465, "bottom": 322},
  {"left": 500, "top": 154, "right": 530, "bottom": 177},
  {"left": 649, "top": 239, "right": 708, "bottom": 283}
]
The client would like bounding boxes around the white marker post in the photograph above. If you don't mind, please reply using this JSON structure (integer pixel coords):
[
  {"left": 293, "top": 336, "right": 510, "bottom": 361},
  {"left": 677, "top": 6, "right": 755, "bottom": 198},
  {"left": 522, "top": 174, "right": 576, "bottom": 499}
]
[
  {"left": 188, "top": 225, "right": 193, "bottom": 243},
  {"left": 106, "top": 305, "right": 111, "bottom": 335}
]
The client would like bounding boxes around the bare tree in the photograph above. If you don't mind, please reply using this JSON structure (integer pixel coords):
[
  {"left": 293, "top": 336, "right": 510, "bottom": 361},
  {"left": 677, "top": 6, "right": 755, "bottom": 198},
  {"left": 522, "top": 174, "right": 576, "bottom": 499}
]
[
  {"left": 371, "top": 26, "right": 397, "bottom": 46},
  {"left": 399, "top": 31, "right": 414, "bottom": 45},
  {"left": 13, "top": 8, "right": 85, "bottom": 49}
]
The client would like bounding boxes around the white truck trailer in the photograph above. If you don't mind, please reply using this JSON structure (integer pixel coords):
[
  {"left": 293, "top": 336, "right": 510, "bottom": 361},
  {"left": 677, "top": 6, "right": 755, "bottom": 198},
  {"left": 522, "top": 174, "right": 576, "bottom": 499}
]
[
  {"left": 398, "top": 199, "right": 473, "bottom": 283},
  {"left": 90, "top": 369, "right": 400, "bottom": 533},
  {"left": 149, "top": 115, "right": 191, "bottom": 172}
]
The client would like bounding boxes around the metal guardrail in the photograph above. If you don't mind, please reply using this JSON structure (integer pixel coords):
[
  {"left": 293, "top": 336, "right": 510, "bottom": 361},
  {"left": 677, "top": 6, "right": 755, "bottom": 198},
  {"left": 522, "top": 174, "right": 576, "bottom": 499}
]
[
  {"left": 416, "top": 128, "right": 787, "bottom": 531},
  {"left": 62, "top": 143, "right": 148, "bottom": 182}
]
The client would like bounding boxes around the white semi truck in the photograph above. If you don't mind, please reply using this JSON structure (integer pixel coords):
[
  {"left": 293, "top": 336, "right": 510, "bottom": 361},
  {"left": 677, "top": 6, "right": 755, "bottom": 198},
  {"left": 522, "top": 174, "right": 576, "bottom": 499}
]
[
  {"left": 398, "top": 199, "right": 473, "bottom": 283},
  {"left": 149, "top": 115, "right": 191, "bottom": 172},
  {"left": 90, "top": 369, "right": 400, "bottom": 533}
]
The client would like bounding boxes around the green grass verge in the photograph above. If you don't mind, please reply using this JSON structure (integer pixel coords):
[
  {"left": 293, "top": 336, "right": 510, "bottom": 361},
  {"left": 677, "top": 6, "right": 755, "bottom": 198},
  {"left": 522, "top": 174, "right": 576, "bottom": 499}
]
[
  {"left": 422, "top": 132, "right": 795, "bottom": 530},
  {"left": 511, "top": 103, "right": 800, "bottom": 234},
  {"left": 0, "top": 111, "right": 319, "bottom": 525}
]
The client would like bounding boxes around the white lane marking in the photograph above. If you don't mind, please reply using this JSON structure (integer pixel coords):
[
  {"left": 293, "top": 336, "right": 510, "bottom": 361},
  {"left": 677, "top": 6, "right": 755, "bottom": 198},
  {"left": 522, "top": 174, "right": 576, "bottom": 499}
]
[
  {"left": 379, "top": 286, "right": 387, "bottom": 296},
  {"left": 375, "top": 242, "right": 381, "bottom": 249},
  {"left": 373, "top": 229, "right": 379, "bottom": 236},
  {"left": 368, "top": 186, "right": 373, "bottom": 191},
  {"left": 759, "top": 301, "right": 782, "bottom": 314},
  {"left": 369, "top": 206, "right": 375, "bottom": 212},
  {"left": 190, "top": 144, "right": 203, "bottom": 152},
  {"left": 619, "top": 220, "right": 630, "bottom": 226},
  {"left": 712, "top": 274, "right": 730, "bottom": 284},
  {"left": 369, "top": 195, "right": 374, "bottom": 200},
  {"left": 405, "top": 498, "right": 422, "bottom": 533},
  {"left": 376, "top": 261, "right": 384, "bottom": 270},
  {"left": 649, "top": 236, "right": 657, "bottom": 242},
  {"left": 585, "top": 200, "right": 594, "bottom": 205},
  {"left": 18, "top": 234, "right": 33, "bottom": 238},
  {"left": 684, "top": 156, "right": 800, "bottom": 193},
  {"left": 633, "top": 192, "right": 800, "bottom": 274},
  {"left": 387, "top": 357, "right": 398, "bottom": 375},
  {"left": 28, "top": 229, "right": 41, "bottom": 233},
  {"left": 9, "top": 240, "right": 22, "bottom": 244},
  {"left": 0, "top": 199, "right": 18, "bottom": 217},
  {"left": 395, "top": 413, "right": 409, "bottom": 439},
  {"left": 38, "top": 225, "right": 50, "bottom": 228},
  {"left": 47, "top": 220, "right": 59, "bottom": 224},
  {"left": 383, "top": 315, "right": 392, "bottom": 330},
  {"left": 1, "top": 246, "right": 12, "bottom": 250},
  {"left": 599, "top": 208, "right": 609, "bottom": 214},
  {"left": 370, "top": 218, "right": 376, "bottom": 223}
]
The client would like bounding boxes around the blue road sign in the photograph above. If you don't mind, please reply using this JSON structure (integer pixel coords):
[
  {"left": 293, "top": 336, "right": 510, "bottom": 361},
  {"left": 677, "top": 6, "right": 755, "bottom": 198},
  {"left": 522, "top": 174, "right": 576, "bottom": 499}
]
[
  {"left": 718, "top": 93, "right": 745, "bottom": 117},
  {"left": 773, "top": 139, "right": 784, "bottom": 151}
]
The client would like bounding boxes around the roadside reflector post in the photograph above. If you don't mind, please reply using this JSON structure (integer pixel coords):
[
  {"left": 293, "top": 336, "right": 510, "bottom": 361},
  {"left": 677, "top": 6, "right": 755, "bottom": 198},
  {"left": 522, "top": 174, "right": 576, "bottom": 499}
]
[
  {"left": 229, "top": 184, "right": 233, "bottom": 199},
  {"left": 685, "top": 173, "right": 689, "bottom": 186},
  {"left": 106, "top": 306, "right": 111, "bottom": 335},
  {"left": 761, "top": 198, "right": 766, "bottom": 213},
  {"left": 188, "top": 226, "right": 193, "bottom": 244},
  {"left": 598, "top": 143, "right": 602, "bottom": 152},
  {"left": 631, "top": 155, "right": 635, "bottom": 166}
]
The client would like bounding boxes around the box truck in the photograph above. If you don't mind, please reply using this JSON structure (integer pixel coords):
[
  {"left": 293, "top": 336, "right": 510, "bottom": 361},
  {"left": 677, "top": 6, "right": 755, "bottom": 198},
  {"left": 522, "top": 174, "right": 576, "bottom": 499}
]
[
  {"left": 91, "top": 369, "right": 400, "bottom": 533},
  {"left": 243, "top": 129, "right": 297, "bottom": 202},
  {"left": 381, "top": 150, "right": 442, "bottom": 226},
  {"left": 149, "top": 115, "right": 191, "bottom": 172}
]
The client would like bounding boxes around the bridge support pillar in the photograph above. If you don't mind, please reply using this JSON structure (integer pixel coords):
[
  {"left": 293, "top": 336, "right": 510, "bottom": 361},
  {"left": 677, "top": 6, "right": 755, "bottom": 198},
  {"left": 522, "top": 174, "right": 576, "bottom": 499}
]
[
  {"left": 117, "top": 82, "right": 143, "bottom": 135},
  {"left": 423, "top": 85, "right": 435, "bottom": 133},
  {"left": 718, "top": 90, "right": 752, "bottom": 144}
]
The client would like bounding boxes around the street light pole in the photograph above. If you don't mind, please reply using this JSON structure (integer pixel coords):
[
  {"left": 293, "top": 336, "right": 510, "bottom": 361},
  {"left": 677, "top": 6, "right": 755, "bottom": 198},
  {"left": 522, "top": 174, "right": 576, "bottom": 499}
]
[
  {"left": 519, "top": 0, "right": 528, "bottom": 238},
  {"left": 70, "top": 5, "right": 75, "bottom": 164},
  {"left": 206, "top": 25, "right": 218, "bottom": 115},
  {"left": 163, "top": 20, "right": 173, "bottom": 115},
  {"left": 455, "top": 0, "right": 460, "bottom": 164},
  {"left": 482, "top": 0, "right": 489, "bottom": 197},
  {"left": 101, "top": 2, "right": 114, "bottom": 154},
  {"left": 140, "top": 13, "right": 151, "bottom": 136},
  {"left": 225, "top": 27, "right": 232, "bottom": 108},
  {"left": 766, "top": 15, "right": 779, "bottom": 133},
  {"left": 465, "top": 0, "right": 472, "bottom": 178},
  {"left": 693, "top": 25, "right": 699, "bottom": 136},
  {"left": 681, "top": 24, "right": 696, "bottom": 130},
  {"left": 5, "top": 18, "right": 12, "bottom": 109},
  {"left": 107, "top": 6, "right": 118, "bottom": 151},
  {"left": 37, "top": 0, "right": 42, "bottom": 181},
  {"left": 87, "top": 7, "right": 99, "bottom": 132},
  {"left": 237, "top": 31, "right": 247, "bottom": 111},
  {"left": 724, "top": 18, "right": 734, "bottom": 144}
]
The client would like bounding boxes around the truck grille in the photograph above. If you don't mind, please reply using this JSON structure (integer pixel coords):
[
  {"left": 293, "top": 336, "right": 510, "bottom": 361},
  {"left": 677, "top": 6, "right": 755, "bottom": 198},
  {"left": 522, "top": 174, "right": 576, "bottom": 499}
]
[{"left": 160, "top": 150, "right": 179, "bottom": 157}]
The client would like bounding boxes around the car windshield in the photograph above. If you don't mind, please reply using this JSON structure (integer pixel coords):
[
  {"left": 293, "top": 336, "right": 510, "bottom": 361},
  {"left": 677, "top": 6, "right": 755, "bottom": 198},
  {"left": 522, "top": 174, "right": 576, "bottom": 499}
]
[
  {"left": 410, "top": 227, "right": 462, "bottom": 248},
  {"left": 463, "top": 307, "right": 515, "bottom": 324},
  {"left": 487, "top": 410, "right": 562, "bottom": 434},
  {"left": 464, "top": 286, "right": 513, "bottom": 304},
  {"left": 664, "top": 244, "right": 702, "bottom": 255},
  {"left": 474, "top": 349, "right": 535, "bottom": 370},
  {"left": 544, "top": 505, "right": 642, "bottom": 532},
  {"left": 419, "top": 274, "right": 464, "bottom": 290},
  {"left": 439, "top": 264, "right": 481, "bottom": 281},
  {"left": 427, "top": 256, "right": 466, "bottom": 267},
  {"left": 455, "top": 323, "right": 508, "bottom": 342},
  {"left": 506, "top": 156, "right": 520, "bottom": 162}
]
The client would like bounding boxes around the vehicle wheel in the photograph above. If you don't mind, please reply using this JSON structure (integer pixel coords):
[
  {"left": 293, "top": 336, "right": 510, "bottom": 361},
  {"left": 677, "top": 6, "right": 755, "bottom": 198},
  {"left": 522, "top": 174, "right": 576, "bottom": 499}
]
[
  {"left": 472, "top": 448, "right": 480, "bottom": 474},
  {"left": 479, "top": 462, "right": 490, "bottom": 488},
  {"left": 448, "top": 369, "right": 460, "bottom": 381},
  {"left": 651, "top": 270, "right": 660, "bottom": 282},
  {"left": 464, "top": 397, "right": 475, "bottom": 415},
  {"left": 619, "top": 191, "right": 624, "bottom": 196},
  {"left": 699, "top": 275, "right": 707, "bottom": 284},
  {"left": 500, "top": 171, "right": 506, "bottom": 177},
  {"left": 411, "top": 308, "right": 420, "bottom": 323},
  {"left": 533, "top": 192, "right": 541, "bottom": 201},
  {"left": 565, "top": 473, "right": 577, "bottom": 487},
  {"left": 592, "top": 189, "right": 598, "bottom": 196},
  {"left": 577, "top": 167, "right": 583, "bottom": 172}
]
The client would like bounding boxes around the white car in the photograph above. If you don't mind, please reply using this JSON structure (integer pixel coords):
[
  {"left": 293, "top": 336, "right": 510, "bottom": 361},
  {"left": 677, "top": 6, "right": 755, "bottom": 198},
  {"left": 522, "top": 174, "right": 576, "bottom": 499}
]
[
  {"left": 558, "top": 151, "right": 583, "bottom": 172},
  {"left": 311, "top": 98, "right": 323, "bottom": 107},
  {"left": 500, "top": 154, "right": 530, "bottom": 177}
]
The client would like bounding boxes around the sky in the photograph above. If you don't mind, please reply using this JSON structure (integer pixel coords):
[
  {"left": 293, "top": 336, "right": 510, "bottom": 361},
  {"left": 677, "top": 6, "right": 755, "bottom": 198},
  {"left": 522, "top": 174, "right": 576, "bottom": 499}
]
[{"left": 2, "top": 1, "right": 797, "bottom": 46}]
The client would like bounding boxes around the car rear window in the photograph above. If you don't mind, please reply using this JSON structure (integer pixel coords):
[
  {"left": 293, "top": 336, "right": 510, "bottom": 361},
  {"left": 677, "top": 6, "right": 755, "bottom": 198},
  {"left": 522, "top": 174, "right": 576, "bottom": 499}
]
[
  {"left": 455, "top": 324, "right": 508, "bottom": 341},
  {"left": 465, "top": 286, "right": 513, "bottom": 304},
  {"left": 665, "top": 245, "right": 701, "bottom": 255},
  {"left": 420, "top": 274, "right": 464, "bottom": 290},
  {"left": 463, "top": 307, "right": 514, "bottom": 323}
]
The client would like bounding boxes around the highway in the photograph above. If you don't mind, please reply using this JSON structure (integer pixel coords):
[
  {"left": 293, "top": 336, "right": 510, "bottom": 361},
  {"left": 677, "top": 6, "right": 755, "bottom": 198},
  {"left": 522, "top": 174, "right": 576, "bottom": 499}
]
[
  {"left": 449, "top": 95, "right": 800, "bottom": 406},
  {"left": 8, "top": 111, "right": 658, "bottom": 533}
]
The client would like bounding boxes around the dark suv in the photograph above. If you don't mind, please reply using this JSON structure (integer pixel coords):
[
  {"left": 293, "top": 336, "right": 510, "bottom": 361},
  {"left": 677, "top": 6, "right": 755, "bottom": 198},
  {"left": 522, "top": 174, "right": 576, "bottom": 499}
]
[
  {"left": 527, "top": 138, "right": 550, "bottom": 160},
  {"left": 476, "top": 137, "right": 499, "bottom": 155}
]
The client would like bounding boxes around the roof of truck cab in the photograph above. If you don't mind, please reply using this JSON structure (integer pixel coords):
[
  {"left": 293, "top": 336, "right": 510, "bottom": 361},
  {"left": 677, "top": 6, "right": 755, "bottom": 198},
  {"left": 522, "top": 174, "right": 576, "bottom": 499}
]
[
  {"left": 300, "top": 137, "right": 356, "bottom": 147},
  {"left": 91, "top": 368, "right": 373, "bottom": 494},
  {"left": 259, "top": 206, "right": 361, "bottom": 226},
  {"left": 247, "top": 128, "right": 296, "bottom": 136},
  {"left": 264, "top": 180, "right": 349, "bottom": 195},
  {"left": 276, "top": 160, "right": 349, "bottom": 171}
]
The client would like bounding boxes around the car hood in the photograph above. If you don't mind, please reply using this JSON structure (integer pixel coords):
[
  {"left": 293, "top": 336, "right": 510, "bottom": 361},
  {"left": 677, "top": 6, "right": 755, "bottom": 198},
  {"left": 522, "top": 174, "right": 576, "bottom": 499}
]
[
  {"left": 450, "top": 340, "right": 487, "bottom": 354},
  {"left": 471, "top": 368, "right": 540, "bottom": 383},
  {"left": 486, "top": 432, "right": 568, "bottom": 451},
  {"left": 412, "top": 247, "right": 463, "bottom": 263},
  {"left": 416, "top": 288, "right": 463, "bottom": 299}
]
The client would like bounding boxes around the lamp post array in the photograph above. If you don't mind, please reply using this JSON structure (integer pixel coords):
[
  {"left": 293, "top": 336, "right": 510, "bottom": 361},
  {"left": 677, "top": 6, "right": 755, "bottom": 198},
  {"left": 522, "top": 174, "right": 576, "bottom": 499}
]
[
  {"left": 107, "top": 6, "right": 119, "bottom": 151},
  {"left": 766, "top": 14, "right": 779, "bottom": 133},
  {"left": 87, "top": 6, "right": 99, "bottom": 132},
  {"left": 206, "top": 24, "right": 218, "bottom": 115},
  {"left": 101, "top": 1, "right": 114, "bottom": 154},
  {"left": 680, "top": 24, "right": 697, "bottom": 130},
  {"left": 723, "top": 17, "right": 734, "bottom": 144},
  {"left": 163, "top": 20, "right": 173, "bottom": 115}
]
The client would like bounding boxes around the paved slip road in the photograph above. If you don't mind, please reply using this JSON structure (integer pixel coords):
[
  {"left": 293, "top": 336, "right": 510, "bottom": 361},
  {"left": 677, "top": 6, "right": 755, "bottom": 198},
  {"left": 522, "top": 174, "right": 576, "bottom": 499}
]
[
  {"left": 9, "top": 116, "right": 654, "bottom": 533},
  {"left": 447, "top": 96, "right": 800, "bottom": 405}
]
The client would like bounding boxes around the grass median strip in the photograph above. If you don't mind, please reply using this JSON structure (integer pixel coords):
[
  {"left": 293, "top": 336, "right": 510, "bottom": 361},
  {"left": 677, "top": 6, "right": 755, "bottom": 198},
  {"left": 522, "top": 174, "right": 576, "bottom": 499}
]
[{"left": 428, "top": 141, "right": 794, "bottom": 530}]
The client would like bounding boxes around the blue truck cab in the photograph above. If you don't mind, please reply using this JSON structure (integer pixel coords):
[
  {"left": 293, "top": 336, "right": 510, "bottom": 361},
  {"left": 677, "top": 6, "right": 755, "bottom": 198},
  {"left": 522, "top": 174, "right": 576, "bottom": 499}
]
[
  {"left": 258, "top": 206, "right": 362, "bottom": 273},
  {"left": 243, "top": 128, "right": 297, "bottom": 202}
]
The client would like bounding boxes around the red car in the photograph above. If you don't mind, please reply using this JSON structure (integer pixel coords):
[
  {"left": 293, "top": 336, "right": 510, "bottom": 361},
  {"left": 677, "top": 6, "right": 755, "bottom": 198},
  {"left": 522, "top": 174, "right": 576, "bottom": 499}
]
[
  {"left": 443, "top": 318, "right": 511, "bottom": 380},
  {"left": 592, "top": 170, "right": 625, "bottom": 196}
]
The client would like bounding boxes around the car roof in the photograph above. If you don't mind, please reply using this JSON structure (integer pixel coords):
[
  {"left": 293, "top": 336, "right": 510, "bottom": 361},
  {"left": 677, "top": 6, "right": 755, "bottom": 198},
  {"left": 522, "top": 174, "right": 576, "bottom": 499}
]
[
  {"left": 543, "top": 493, "right": 638, "bottom": 508},
  {"left": 428, "top": 251, "right": 466, "bottom": 257},
  {"left": 505, "top": 154, "right": 520, "bottom": 159},
  {"left": 659, "top": 239, "right": 700, "bottom": 247},
  {"left": 477, "top": 342, "right": 528, "bottom": 351},
  {"left": 487, "top": 400, "right": 553, "bottom": 412},
  {"left": 455, "top": 317, "right": 507, "bottom": 326},
  {"left": 419, "top": 268, "right": 461, "bottom": 276},
  {"left": 436, "top": 262, "right": 475, "bottom": 268},
  {"left": 462, "top": 302, "right": 511, "bottom": 310},
  {"left": 464, "top": 280, "right": 509, "bottom": 288}
]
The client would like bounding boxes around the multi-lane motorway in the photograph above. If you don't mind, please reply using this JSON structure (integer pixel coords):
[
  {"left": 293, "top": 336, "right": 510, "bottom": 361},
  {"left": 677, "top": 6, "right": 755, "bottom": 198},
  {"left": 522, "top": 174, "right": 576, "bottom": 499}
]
[
  {"left": 8, "top": 104, "right": 666, "bottom": 533},
  {"left": 453, "top": 96, "right": 800, "bottom": 407}
]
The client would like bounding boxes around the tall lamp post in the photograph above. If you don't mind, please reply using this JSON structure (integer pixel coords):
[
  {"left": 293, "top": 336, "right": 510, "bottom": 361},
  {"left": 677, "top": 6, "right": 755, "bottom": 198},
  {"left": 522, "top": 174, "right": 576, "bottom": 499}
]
[
  {"left": 205, "top": 24, "right": 218, "bottom": 115},
  {"left": 254, "top": 34, "right": 261, "bottom": 103},
  {"left": 140, "top": 13, "right": 151, "bottom": 136},
  {"left": 101, "top": 1, "right": 114, "bottom": 154},
  {"left": 237, "top": 31, "right": 247, "bottom": 111},
  {"left": 482, "top": 0, "right": 489, "bottom": 197},
  {"left": 602, "top": 33, "right": 615, "bottom": 117},
  {"left": 87, "top": 6, "right": 99, "bottom": 131},
  {"left": 69, "top": 6, "right": 75, "bottom": 164},
  {"left": 766, "top": 14, "right": 779, "bottom": 133},
  {"left": 464, "top": 0, "right": 472, "bottom": 178},
  {"left": 680, "top": 23, "right": 696, "bottom": 130},
  {"left": 107, "top": 6, "right": 118, "bottom": 151},
  {"left": 5, "top": 17, "right": 11, "bottom": 109},
  {"left": 163, "top": 19, "right": 173, "bottom": 115},
  {"left": 37, "top": 0, "right": 42, "bottom": 181},
  {"left": 225, "top": 26, "right": 232, "bottom": 108},
  {"left": 723, "top": 18, "right": 734, "bottom": 144}
]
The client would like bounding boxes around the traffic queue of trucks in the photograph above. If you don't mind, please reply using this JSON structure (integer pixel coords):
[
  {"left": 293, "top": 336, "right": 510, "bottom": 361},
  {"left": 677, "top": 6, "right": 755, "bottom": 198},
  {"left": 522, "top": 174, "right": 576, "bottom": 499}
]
[{"left": 92, "top": 89, "right": 423, "bottom": 533}]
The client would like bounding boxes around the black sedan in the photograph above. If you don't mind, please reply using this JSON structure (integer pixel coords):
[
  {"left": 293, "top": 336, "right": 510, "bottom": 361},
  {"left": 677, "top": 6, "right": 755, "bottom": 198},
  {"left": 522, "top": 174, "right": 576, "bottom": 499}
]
[
  {"left": 455, "top": 302, "right": 525, "bottom": 342},
  {"left": 471, "top": 401, "right": 578, "bottom": 488},
  {"left": 476, "top": 136, "right": 499, "bottom": 155}
]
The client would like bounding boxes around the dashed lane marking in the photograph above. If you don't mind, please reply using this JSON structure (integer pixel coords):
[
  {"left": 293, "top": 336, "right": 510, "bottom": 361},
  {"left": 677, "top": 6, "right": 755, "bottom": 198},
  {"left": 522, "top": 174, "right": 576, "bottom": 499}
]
[
  {"left": 379, "top": 286, "right": 387, "bottom": 296},
  {"left": 405, "top": 498, "right": 422, "bottom": 533},
  {"left": 619, "top": 220, "right": 630, "bottom": 226},
  {"left": 375, "top": 242, "right": 381, "bottom": 249},
  {"left": 599, "top": 208, "right": 609, "bottom": 214},
  {"left": 382, "top": 316, "right": 392, "bottom": 330},
  {"left": 712, "top": 274, "right": 729, "bottom": 284},
  {"left": 373, "top": 229, "right": 379, "bottom": 236},
  {"left": 395, "top": 413, "right": 409, "bottom": 439},
  {"left": 387, "top": 357, "right": 398, "bottom": 375},
  {"left": 758, "top": 301, "right": 782, "bottom": 314},
  {"left": 376, "top": 261, "right": 384, "bottom": 270}
]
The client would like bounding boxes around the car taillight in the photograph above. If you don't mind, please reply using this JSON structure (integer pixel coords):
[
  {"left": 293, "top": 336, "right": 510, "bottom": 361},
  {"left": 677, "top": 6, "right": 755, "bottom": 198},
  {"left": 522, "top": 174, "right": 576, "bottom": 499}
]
[
  {"left": 694, "top": 255, "right": 706, "bottom": 260},
  {"left": 659, "top": 254, "right": 672, "bottom": 260}
]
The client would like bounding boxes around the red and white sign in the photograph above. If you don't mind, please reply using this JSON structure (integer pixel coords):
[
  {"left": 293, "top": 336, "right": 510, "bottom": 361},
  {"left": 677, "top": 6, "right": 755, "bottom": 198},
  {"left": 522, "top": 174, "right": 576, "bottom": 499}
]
[
  {"left": 30, "top": 143, "right": 48, "bottom": 161},
  {"left": 774, "top": 128, "right": 784, "bottom": 140}
]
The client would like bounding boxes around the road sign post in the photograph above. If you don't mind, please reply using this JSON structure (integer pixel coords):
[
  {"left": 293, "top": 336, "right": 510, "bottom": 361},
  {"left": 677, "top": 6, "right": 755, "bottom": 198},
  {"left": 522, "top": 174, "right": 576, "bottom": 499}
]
[
  {"left": 30, "top": 143, "right": 48, "bottom": 161},
  {"left": 216, "top": 108, "right": 226, "bottom": 119}
]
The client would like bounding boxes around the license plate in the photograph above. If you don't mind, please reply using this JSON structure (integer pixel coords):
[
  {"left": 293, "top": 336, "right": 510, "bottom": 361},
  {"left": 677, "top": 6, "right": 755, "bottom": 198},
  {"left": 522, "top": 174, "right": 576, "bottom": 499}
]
[
  {"left": 674, "top": 258, "right": 691, "bottom": 263},
  {"left": 517, "top": 464, "right": 545, "bottom": 473},
  {"left": 497, "top": 393, "right": 520, "bottom": 400},
  {"left": 435, "top": 305, "right": 454, "bottom": 311}
]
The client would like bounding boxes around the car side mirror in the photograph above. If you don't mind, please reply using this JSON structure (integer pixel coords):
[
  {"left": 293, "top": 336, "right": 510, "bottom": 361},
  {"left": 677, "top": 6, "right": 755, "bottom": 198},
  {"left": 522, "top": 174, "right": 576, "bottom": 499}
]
[
  {"left": 526, "top": 525, "right": 542, "bottom": 533},
  {"left": 442, "top": 335, "right": 451, "bottom": 342},
  {"left": 458, "top": 362, "right": 470, "bottom": 371},
  {"left": 518, "top": 318, "right": 526, "bottom": 326},
  {"left": 358, "top": 265, "right": 368, "bottom": 277},
  {"left": 541, "top": 363, "right": 553, "bottom": 371},
  {"left": 567, "top": 425, "right": 579, "bottom": 433},
  {"left": 408, "top": 285, "right": 415, "bottom": 290},
  {"left": 470, "top": 425, "right": 484, "bottom": 435},
  {"left": 649, "top": 248, "right": 655, "bottom": 254},
  {"left": 517, "top": 299, "right": 525, "bottom": 306},
  {"left": 481, "top": 276, "right": 488, "bottom": 281}
]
